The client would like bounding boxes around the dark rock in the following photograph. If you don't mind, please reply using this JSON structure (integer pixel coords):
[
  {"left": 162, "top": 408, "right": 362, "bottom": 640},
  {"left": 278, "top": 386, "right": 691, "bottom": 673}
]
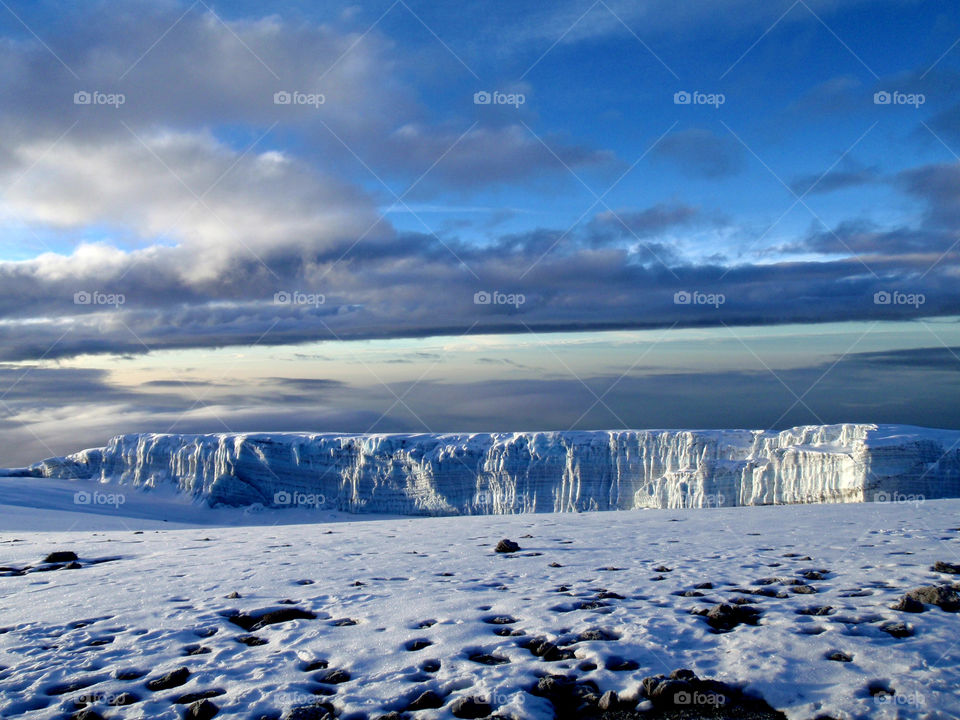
[
  {"left": 695, "top": 603, "right": 762, "bottom": 632},
  {"left": 495, "top": 539, "right": 520, "bottom": 553},
  {"left": 791, "top": 584, "right": 817, "bottom": 594},
  {"left": 184, "top": 698, "right": 219, "bottom": 719},
  {"left": 183, "top": 644, "right": 211, "bottom": 655},
  {"left": 404, "top": 638, "right": 432, "bottom": 651},
  {"left": 115, "top": 668, "right": 147, "bottom": 680},
  {"left": 174, "top": 689, "right": 226, "bottom": 704},
  {"left": 146, "top": 667, "right": 191, "bottom": 691},
  {"left": 405, "top": 690, "right": 444, "bottom": 711},
  {"left": 330, "top": 618, "right": 357, "bottom": 626},
  {"left": 468, "top": 652, "right": 510, "bottom": 665},
  {"left": 46, "top": 678, "right": 101, "bottom": 696},
  {"left": 283, "top": 703, "right": 336, "bottom": 720},
  {"left": 225, "top": 591, "right": 242, "bottom": 599},
  {"left": 43, "top": 551, "right": 78, "bottom": 563},
  {"left": 235, "top": 634, "right": 268, "bottom": 646},
  {"left": 598, "top": 690, "right": 619, "bottom": 711},
  {"left": 227, "top": 607, "right": 317, "bottom": 631},
  {"left": 521, "top": 636, "right": 577, "bottom": 661},
  {"left": 796, "top": 606, "right": 833, "bottom": 616},
  {"left": 313, "top": 668, "right": 351, "bottom": 684},
  {"left": 108, "top": 692, "right": 140, "bottom": 706},
  {"left": 652, "top": 565, "right": 672, "bottom": 572},
  {"left": 933, "top": 560, "right": 960, "bottom": 574},
  {"left": 604, "top": 656, "right": 639, "bottom": 671},
  {"left": 879, "top": 621, "right": 914, "bottom": 638},
  {"left": 548, "top": 562, "right": 562, "bottom": 568},
  {"left": 575, "top": 627, "right": 619, "bottom": 642},
  {"left": 893, "top": 585, "right": 960, "bottom": 612},
  {"left": 303, "top": 659, "right": 329, "bottom": 672},
  {"left": 826, "top": 651, "right": 853, "bottom": 662},
  {"left": 482, "top": 615, "right": 517, "bottom": 624},
  {"left": 450, "top": 695, "right": 491, "bottom": 718}
]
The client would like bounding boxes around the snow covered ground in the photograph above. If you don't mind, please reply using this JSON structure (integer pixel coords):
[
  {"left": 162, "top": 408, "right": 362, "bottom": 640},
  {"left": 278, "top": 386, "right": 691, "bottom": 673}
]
[{"left": 1, "top": 478, "right": 960, "bottom": 719}]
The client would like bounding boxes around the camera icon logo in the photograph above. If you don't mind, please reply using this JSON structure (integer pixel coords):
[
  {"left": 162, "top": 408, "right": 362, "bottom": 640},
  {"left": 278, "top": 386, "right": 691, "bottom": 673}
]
[
  {"left": 473, "top": 91, "right": 491, "bottom": 105},
  {"left": 874, "top": 491, "right": 890, "bottom": 503},
  {"left": 74, "top": 490, "right": 92, "bottom": 505},
  {"left": 274, "top": 291, "right": 292, "bottom": 304},
  {"left": 74, "top": 290, "right": 92, "bottom": 304},
  {"left": 873, "top": 290, "right": 891, "bottom": 305},
  {"left": 674, "top": 691, "right": 691, "bottom": 705},
  {"left": 673, "top": 290, "right": 691, "bottom": 304},
  {"left": 274, "top": 91, "right": 292, "bottom": 105},
  {"left": 673, "top": 91, "right": 691, "bottom": 105},
  {"left": 874, "top": 91, "right": 891, "bottom": 105},
  {"left": 74, "top": 91, "right": 92, "bottom": 105},
  {"left": 273, "top": 490, "right": 292, "bottom": 505},
  {"left": 474, "top": 290, "right": 491, "bottom": 304}
]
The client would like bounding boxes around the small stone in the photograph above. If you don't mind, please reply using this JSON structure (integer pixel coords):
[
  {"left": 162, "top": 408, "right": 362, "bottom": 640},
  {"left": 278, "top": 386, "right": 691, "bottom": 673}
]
[
  {"left": 406, "top": 690, "right": 444, "bottom": 711},
  {"left": 495, "top": 539, "right": 520, "bottom": 553},
  {"left": 146, "top": 667, "right": 191, "bottom": 691},
  {"left": 184, "top": 699, "right": 219, "bottom": 719},
  {"left": 43, "top": 551, "right": 78, "bottom": 563},
  {"left": 598, "top": 690, "right": 619, "bottom": 711},
  {"left": 450, "top": 695, "right": 491, "bottom": 718},
  {"left": 826, "top": 651, "right": 852, "bottom": 662}
]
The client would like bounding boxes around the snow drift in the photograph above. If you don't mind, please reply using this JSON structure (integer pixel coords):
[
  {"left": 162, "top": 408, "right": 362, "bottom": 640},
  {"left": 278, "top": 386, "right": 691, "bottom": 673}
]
[{"left": 18, "top": 424, "right": 960, "bottom": 514}]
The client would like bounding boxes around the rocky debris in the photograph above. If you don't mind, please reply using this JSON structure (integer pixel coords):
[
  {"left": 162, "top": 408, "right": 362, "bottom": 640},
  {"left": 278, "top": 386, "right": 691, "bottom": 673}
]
[
  {"left": 183, "top": 644, "right": 210, "bottom": 656},
  {"left": 174, "top": 689, "right": 226, "bottom": 704},
  {"left": 495, "top": 539, "right": 520, "bottom": 553},
  {"left": 639, "top": 669, "right": 787, "bottom": 719},
  {"left": 796, "top": 606, "right": 833, "bottom": 616},
  {"left": 450, "top": 695, "right": 492, "bottom": 718},
  {"left": 404, "top": 638, "right": 432, "bottom": 651},
  {"left": 235, "top": 634, "right": 268, "bottom": 646},
  {"left": 879, "top": 621, "right": 914, "bottom": 638},
  {"left": 43, "top": 551, "right": 78, "bottom": 563},
  {"left": 184, "top": 698, "right": 219, "bottom": 719},
  {"left": 598, "top": 690, "right": 620, "bottom": 711},
  {"left": 303, "top": 659, "right": 329, "bottom": 672},
  {"left": 312, "top": 669, "right": 351, "bottom": 684},
  {"left": 468, "top": 652, "right": 510, "bottom": 665},
  {"left": 405, "top": 690, "right": 444, "bottom": 711},
  {"left": 225, "top": 607, "right": 317, "bottom": 631},
  {"left": 521, "top": 636, "right": 577, "bottom": 661},
  {"left": 652, "top": 565, "right": 672, "bottom": 573},
  {"left": 826, "top": 651, "right": 853, "bottom": 662},
  {"left": 693, "top": 603, "right": 762, "bottom": 632},
  {"left": 604, "top": 656, "right": 639, "bottom": 671},
  {"left": 891, "top": 585, "right": 960, "bottom": 613},
  {"left": 932, "top": 560, "right": 960, "bottom": 574},
  {"left": 330, "top": 618, "right": 357, "bottom": 626},
  {"left": 146, "top": 667, "right": 191, "bottom": 691},
  {"left": 282, "top": 702, "right": 336, "bottom": 720}
]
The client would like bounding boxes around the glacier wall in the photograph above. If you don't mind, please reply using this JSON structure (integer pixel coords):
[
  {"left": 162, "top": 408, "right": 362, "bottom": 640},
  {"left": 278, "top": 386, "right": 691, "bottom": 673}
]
[{"left": 25, "top": 424, "right": 960, "bottom": 514}]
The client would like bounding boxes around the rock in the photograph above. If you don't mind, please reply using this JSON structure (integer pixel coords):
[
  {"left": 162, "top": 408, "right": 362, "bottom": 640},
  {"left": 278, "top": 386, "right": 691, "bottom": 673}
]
[
  {"left": 796, "top": 606, "right": 833, "bottom": 616},
  {"left": 933, "top": 560, "right": 960, "bottom": 574},
  {"left": 225, "top": 591, "right": 242, "bottom": 599},
  {"left": 522, "top": 636, "right": 577, "bottom": 661},
  {"left": 791, "top": 584, "right": 817, "bottom": 594},
  {"left": 696, "top": 603, "right": 761, "bottom": 632},
  {"left": 227, "top": 607, "right": 317, "bottom": 631},
  {"left": 405, "top": 690, "right": 444, "bottom": 711},
  {"left": 826, "top": 651, "right": 852, "bottom": 662},
  {"left": 108, "top": 692, "right": 140, "bottom": 706},
  {"left": 495, "top": 539, "right": 520, "bottom": 553},
  {"left": 303, "top": 659, "right": 329, "bottom": 672},
  {"left": 235, "top": 634, "right": 268, "bottom": 646},
  {"left": 575, "top": 627, "right": 619, "bottom": 642},
  {"left": 879, "top": 621, "right": 913, "bottom": 638},
  {"left": 313, "top": 669, "right": 351, "bottom": 684},
  {"left": 468, "top": 652, "right": 510, "bottom": 665},
  {"left": 450, "top": 695, "right": 491, "bottom": 718},
  {"left": 184, "top": 699, "right": 219, "bottom": 720},
  {"left": 652, "top": 565, "right": 672, "bottom": 572},
  {"left": 482, "top": 615, "right": 517, "bottom": 624},
  {"left": 598, "top": 690, "right": 619, "bottom": 711},
  {"left": 43, "top": 551, "right": 78, "bottom": 563},
  {"left": 283, "top": 703, "right": 336, "bottom": 720},
  {"left": 146, "top": 667, "right": 191, "bottom": 691},
  {"left": 893, "top": 585, "right": 960, "bottom": 612},
  {"left": 174, "top": 689, "right": 226, "bottom": 704}
]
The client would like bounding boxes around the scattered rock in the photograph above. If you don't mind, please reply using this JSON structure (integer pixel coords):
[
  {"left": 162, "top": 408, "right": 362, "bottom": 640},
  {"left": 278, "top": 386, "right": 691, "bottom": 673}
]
[
  {"left": 932, "top": 560, "right": 960, "bottom": 574},
  {"left": 146, "top": 667, "right": 191, "bottom": 691},
  {"left": 598, "top": 690, "right": 619, "bottom": 711},
  {"left": 468, "top": 652, "right": 510, "bottom": 665},
  {"left": 521, "top": 636, "right": 577, "bottom": 661},
  {"left": 796, "top": 606, "right": 833, "bottom": 616},
  {"left": 879, "top": 621, "right": 913, "bottom": 638},
  {"left": 43, "top": 551, "right": 78, "bottom": 563},
  {"left": 235, "top": 634, "right": 268, "bottom": 646},
  {"left": 652, "top": 565, "right": 672, "bottom": 573},
  {"left": 892, "top": 585, "right": 960, "bottom": 613},
  {"left": 482, "top": 615, "right": 517, "bottom": 624},
  {"left": 174, "top": 689, "right": 226, "bottom": 704},
  {"left": 226, "top": 607, "right": 317, "bottom": 631},
  {"left": 450, "top": 695, "right": 491, "bottom": 718},
  {"left": 225, "top": 591, "right": 242, "bottom": 599},
  {"left": 826, "top": 651, "right": 852, "bottom": 662},
  {"left": 303, "top": 659, "right": 329, "bottom": 672},
  {"left": 312, "top": 668, "right": 351, "bottom": 684},
  {"left": 183, "top": 699, "right": 219, "bottom": 719},
  {"left": 694, "top": 603, "right": 762, "bottom": 632},
  {"left": 330, "top": 618, "right": 358, "bottom": 626},
  {"left": 495, "top": 539, "right": 520, "bottom": 553},
  {"left": 406, "top": 690, "right": 444, "bottom": 711},
  {"left": 183, "top": 644, "right": 210, "bottom": 656}
]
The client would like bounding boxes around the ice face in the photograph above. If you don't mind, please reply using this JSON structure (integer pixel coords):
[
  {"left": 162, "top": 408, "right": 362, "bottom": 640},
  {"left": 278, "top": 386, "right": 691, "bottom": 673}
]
[{"left": 29, "top": 424, "right": 960, "bottom": 514}]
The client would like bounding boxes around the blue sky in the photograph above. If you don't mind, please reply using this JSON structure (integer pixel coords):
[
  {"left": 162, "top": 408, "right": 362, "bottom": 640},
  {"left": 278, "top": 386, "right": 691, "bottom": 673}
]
[{"left": 0, "top": 0, "right": 958, "bottom": 464}]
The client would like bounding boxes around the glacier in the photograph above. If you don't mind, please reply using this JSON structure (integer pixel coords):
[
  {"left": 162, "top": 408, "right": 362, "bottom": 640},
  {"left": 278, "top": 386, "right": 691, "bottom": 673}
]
[{"left": 14, "top": 423, "right": 960, "bottom": 515}]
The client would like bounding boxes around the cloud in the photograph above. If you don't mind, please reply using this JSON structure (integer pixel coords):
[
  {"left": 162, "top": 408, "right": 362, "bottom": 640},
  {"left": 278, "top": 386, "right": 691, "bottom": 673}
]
[{"left": 651, "top": 129, "right": 745, "bottom": 178}]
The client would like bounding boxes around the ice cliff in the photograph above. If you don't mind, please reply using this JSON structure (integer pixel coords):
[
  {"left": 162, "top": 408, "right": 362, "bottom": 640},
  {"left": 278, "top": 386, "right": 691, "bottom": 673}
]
[{"left": 21, "top": 424, "right": 960, "bottom": 514}]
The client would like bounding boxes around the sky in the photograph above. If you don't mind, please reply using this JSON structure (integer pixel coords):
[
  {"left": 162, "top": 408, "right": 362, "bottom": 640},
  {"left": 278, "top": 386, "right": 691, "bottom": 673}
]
[{"left": 1, "top": 0, "right": 959, "bottom": 466}]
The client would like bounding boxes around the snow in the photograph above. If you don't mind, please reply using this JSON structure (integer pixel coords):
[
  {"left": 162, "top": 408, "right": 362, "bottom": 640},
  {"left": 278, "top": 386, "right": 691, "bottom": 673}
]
[
  {"left": 1, "top": 478, "right": 960, "bottom": 720},
  {"left": 15, "top": 424, "right": 960, "bottom": 514}
]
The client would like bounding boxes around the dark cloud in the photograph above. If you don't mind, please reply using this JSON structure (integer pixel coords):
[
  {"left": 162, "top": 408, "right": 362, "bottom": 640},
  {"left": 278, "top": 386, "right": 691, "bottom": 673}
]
[
  {"left": 651, "top": 129, "right": 745, "bottom": 178},
  {"left": 789, "top": 165, "right": 880, "bottom": 195}
]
